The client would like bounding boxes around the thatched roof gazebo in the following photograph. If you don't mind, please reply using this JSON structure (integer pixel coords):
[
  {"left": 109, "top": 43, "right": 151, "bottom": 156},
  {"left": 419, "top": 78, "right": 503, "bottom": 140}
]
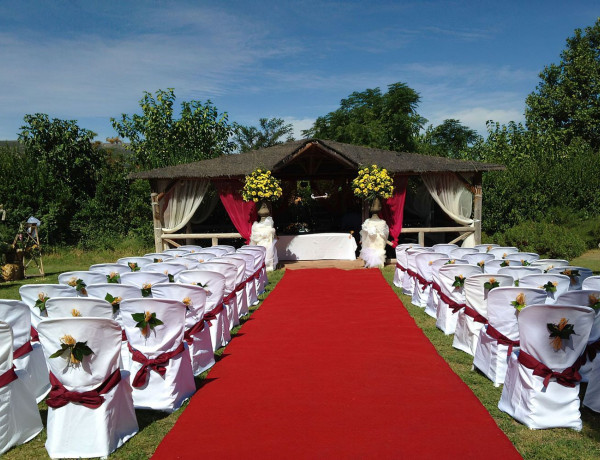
[{"left": 131, "top": 139, "right": 504, "bottom": 252}]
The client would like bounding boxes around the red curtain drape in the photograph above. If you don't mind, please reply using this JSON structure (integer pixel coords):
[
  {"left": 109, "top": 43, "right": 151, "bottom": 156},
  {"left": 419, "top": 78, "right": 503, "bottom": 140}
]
[
  {"left": 381, "top": 175, "right": 408, "bottom": 248},
  {"left": 216, "top": 180, "right": 257, "bottom": 244}
]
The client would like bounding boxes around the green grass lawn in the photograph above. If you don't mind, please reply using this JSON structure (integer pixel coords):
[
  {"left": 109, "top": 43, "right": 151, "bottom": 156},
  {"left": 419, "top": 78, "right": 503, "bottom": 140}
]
[
  {"left": 2, "top": 247, "right": 284, "bottom": 459},
  {"left": 380, "top": 265, "right": 600, "bottom": 460},
  {"left": 572, "top": 249, "right": 600, "bottom": 274}
]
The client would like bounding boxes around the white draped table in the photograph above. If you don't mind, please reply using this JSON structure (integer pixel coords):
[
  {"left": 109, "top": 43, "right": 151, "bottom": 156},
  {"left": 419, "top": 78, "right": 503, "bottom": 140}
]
[{"left": 276, "top": 233, "right": 358, "bottom": 261}]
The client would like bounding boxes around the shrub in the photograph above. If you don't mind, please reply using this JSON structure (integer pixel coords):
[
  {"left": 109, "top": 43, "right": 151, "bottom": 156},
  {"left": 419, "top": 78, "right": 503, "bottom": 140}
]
[{"left": 495, "top": 221, "right": 586, "bottom": 260}]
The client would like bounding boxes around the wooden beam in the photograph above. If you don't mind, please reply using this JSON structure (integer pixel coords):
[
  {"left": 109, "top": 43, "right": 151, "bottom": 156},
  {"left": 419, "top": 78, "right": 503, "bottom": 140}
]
[
  {"left": 151, "top": 193, "right": 163, "bottom": 252},
  {"left": 473, "top": 172, "right": 483, "bottom": 245},
  {"left": 400, "top": 226, "right": 474, "bottom": 233},
  {"left": 162, "top": 232, "right": 242, "bottom": 240}
]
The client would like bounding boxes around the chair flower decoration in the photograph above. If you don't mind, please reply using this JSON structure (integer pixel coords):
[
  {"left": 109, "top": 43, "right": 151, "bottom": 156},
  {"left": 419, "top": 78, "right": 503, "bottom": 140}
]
[
  {"left": 445, "top": 259, "right": 456, "bottom": 265},
  {"left": 141, "top": 283, "right": 152, "bottom": 297},
  {"left": 484, "top": 277, "right": 499, "bottom": 290},
  {"left": 132, "top": 311, "right": 163, "bottom": 337},
  {"left": 452, "top": 274, "right": 466, "bottom": 288},
  {"left": 105, "top": 293, "right": 122, "bottom": 314},
  {"left": 561, "top": 268, "right": 580, "bottom": 285},
  {"left": 511, "top": 292, "right": 526, "bottom": 311},
  {"left": 71, "top": 309, "right": 81, "bottom": 317},
  {"left": 548, "top": 318, "right": 576, "bottom": 351},
  {"left": 182, "top": 297, "right": 192, "bottom": 309},
  {"left": 242, "top": 169, "right": 283, "bottom": 203},
  {"left": 540, "top": 281, "right": 558, "bottom": 294},
  {"left": 352, "top": 165, "right": 393, "bottom": 202},
  {"left": 153, "top": 258, "right": 163, "bottom": 263},
  {"left": 500, "top": 260, "right": 510, "bottom": 267},
  {"left": 50, "top": 334, "right": 94, "bottom": 368},
  {"left": 68, "top": 277, "right": 87, "bottom": 295},
  {"left": 589, "top": 294, "right": 600, "bottom": 310},
  {"left": 486, "top": 245, "right": 493, "bottom": 252},
  {"left": 163, "top": 270, "right": 175, "bottom": 283},
  {"left": 477, "top": 260, "right": 486, "bottom": 269},
  {"left": 35, "top": 292, "right": 49, "bottom": 314},
  {"left": 521, "top": 259, "right": 532, "bottom": 266},
  {"left": 128, "top": 262, "right": 140, "bottom": 272},
  {"left": 106, "top": 272, "right": 120, "bottom": 284}
]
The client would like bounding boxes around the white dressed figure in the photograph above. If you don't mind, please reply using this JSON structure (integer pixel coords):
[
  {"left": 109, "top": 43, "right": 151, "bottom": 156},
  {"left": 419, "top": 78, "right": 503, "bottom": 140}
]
[
  {"left": 359, "top": 215, "right": 389, "bottom": 268},
  {"left": 250, "top": 216, "right": 277, "bottom": 271}
]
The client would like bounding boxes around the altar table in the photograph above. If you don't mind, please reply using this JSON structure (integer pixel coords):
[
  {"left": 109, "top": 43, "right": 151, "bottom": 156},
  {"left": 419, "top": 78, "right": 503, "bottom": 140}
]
[{"left": 276, "top": 233, "right": 358, "bottom": 261}]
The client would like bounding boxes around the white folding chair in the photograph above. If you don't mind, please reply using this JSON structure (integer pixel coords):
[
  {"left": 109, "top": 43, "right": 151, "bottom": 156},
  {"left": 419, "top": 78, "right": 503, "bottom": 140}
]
[
  {"left": 483, "top": 259, "right": 509, "bottom": 275},
  {"left": 498, "top": 304, "right": 594, "bottom": 430},
  {"left": 583, "top": 276, "right": 600, "bottom": 290},
  {"left": 0, "top": 321, "right": 43, "bottom": 455},
  {"left": 504, "top": 252, "right": 540, "bottom": 264},
  {"left": 238, "top": 246, "right": 268, "bottom": 294},
  {"left": 19, "top": 284, "right": 78, "bottom": 331},
  {"left": 519, "top": 274, "right": 571, "bottom": 304},
  {"left": 548, "top": 266, "right": 593, "bottom": 290},
  {"left": 435, "top": 264, "right": 483, "bottom": 335},
  {"left": 399, "top": 245, "right": 426, "bottom": 295},
  {"left": 58, "top": 271, "right": 107, "bottom": 296},
  {"left": 175, "top": 270, "right": 230, "bottom": 350},
  {"left": 449, "top": 248, "right": 479, "bottom": 259},
  {"left": 38, "top": 317, "right": 138, "bottom": 457},
  {"left": 498, "top": 266, "right": 543, "bottom": 285},
  {"left": 474, "top": 243, "right": 499, "bottom": 253},
  {"left": 120, "top": 271, "right": 169, "bottom": 298},
  {"left": 198, "top": 261, "right": 240, "bottom": 328},
  {"left": 487, "top": 246, "right": 519, "bottom": 260},
  {"left": 406, "top": 247, "right": 434, "bottom": 302},
  {"left": 473, "top": 287, "right": 548, "bottom": 386},
  {"left": 120, "top": 299, "right": 195, "bottom": 412},
  {"left": 89, "top": 263, "right": 131, "bottom": 283},
  {"left": 116, "top": 256, "right": 153, "bottom": 271},
  {"left": 452, "top": 274, "right": 514, "bottom": 356},
  {"left": 215, "top": 257, "right": 249, "bottom": 318},
  {"left": 424, "top": 258, "right": 468, "bottom": 319},
  {"left": 431, "top": 243, "right": 456, "bottom": 254},
  {"left": 152, "top": 283, "right": 215, "bottom": 375},
  {"left": 531, "top": 259, "right": 569, "bottom": 272},
  {"left": 0, "top": 300, "right": 49, "bottom": 403},
  {"left": 411, "top": 252, "right": 447, "bottom": 308},
  {"left": 462, "top": 252, "right": 494, "bottom": 267},
  {"left": 142, "top": 262, "right": 188, "bottom": 282},
  {"left": 227, "top": 252, "right": 260, "bottom": 306},
  {"left": 46, "top": 297, "right": 114, "bottom": 319}
]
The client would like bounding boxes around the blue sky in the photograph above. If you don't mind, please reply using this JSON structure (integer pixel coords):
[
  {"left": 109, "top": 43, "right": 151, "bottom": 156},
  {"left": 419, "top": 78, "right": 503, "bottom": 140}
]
[{"left": 0, "top": 1, "right": 598, "bottom": 141}]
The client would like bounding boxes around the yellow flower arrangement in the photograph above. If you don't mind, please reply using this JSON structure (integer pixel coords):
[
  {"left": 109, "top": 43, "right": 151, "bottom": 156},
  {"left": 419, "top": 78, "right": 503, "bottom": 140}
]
[
  {"left": 242, "top": 169, "right": 283, "bottom": 203},
  {"left": 352, "top": 165, "right": 394, "bottom": 201}
]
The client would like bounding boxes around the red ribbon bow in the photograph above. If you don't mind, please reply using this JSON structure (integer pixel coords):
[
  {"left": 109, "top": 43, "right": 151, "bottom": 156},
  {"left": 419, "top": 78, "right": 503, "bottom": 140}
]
[
  {"left": 438, "top": 291, "right": 466, "bottom": 314},
  {"left": 414, "top": 272, "right": 432, "bottom": 291},
  {"left": 129, "top": 342, "right": 185, "bottom": 388},
  {"left": 203, "top": 303, "right": 224, "bottom": 326},
  {"left": 518, "top": 350, "right": 581, "bottom": 388},
  {"left": 486, "top": 325, "right": 519, "bottom": 356},
  {"left": 46, "top": 368, "right": 121, "bottom": 409},
  {"left": 183, "top": 320, "right": 205, "bottom": 345},
  {"left": 13, "top": 341, "right": 33, "bottom": 360},
  {"left": 0, "top": 366, "right": 18, "bottom": 388}
]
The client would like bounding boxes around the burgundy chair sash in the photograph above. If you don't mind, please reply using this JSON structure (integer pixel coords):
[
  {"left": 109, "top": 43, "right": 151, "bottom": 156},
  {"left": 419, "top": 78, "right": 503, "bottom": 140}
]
[
  {"left": 129, "top": 342, "right": 185, "bottom": 388},
  {"left": 223, "top": 291, "right": 236, "bottom": 304},
  {"left": 121, "top": 330, "right": 127, "bottom": 341},
  {"left": 432, "top": 281, "right": 441, "bottom": 293},
  {"left": 183, "top": 320, "right": 205, "bottom": 345},
  {"left": 438, "top": 291, "right": 465, "bottom": 314},
  {"left": 30, "top": 326, "right": 39, "bottom": 342},
  {"left": 578, "top": 339, "right": 600, "bottom": 367},
  {"left": 518, "top": 350, "right": 581, "bottom": 388},
  {"left": 0, "top": 367, "right": 18, "bottom": 388},
  {"left": 414, "top": 272, "right": 432, "bottom": 291},
  {"left": 486, "top": 325, "right": 519, "bottom": 356},
  {"left": 13, "top": 341, "right": 33, "bottom": 360},
  {"left": 46, "top": 368, "right": 121, "bottom": 409},
  {"left": 235, "top": 282, "right": 246, "bottom": 293},
  {"left": 203, "top": 303, "right": 224, "bottom": 326},
  {"left": 462, "top": 306, "right": 488, "bottom": 325},
  {"left": 396, "top": 262, "right": 407, "bottom": 272},
  {"left": 406, "top": 268, "right": 418, "bottom": 279}
]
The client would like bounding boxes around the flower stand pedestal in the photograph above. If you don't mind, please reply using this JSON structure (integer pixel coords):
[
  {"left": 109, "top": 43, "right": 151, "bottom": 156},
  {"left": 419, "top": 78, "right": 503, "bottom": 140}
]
[
  {"left": 359, "top": 197, "right": 389, "bottom": 268},
  {"left": 250, "top": 201, "right": 277, "bottom": 271}
]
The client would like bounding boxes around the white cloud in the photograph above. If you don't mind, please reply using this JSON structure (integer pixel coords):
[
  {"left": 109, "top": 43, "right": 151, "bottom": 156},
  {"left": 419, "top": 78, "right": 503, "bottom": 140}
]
[{"left": 283, "top": 117, "right": 316, "bottom": 139}]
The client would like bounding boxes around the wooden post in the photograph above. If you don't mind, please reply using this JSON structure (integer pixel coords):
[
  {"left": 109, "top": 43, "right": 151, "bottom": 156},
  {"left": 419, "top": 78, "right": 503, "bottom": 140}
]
[
  {"left": 151, "top": 193, "right": 163, "bottom": 252},
  {"left": 473, "top": 172, "right": 483, "bottom": 245}
]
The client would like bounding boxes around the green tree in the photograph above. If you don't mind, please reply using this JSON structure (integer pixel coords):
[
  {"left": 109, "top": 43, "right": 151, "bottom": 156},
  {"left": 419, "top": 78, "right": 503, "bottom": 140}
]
[
  {"left": 419, "top": 119, "right": 481, "bottom": 159},
  {"left": 303, "top": 82, "right": 427, "bottom": 151},
  {"left": 111, "top": 88, "right": 235, "bottom": 169},
  {"left": 234, "top": 117, "right": 294, "bottom": 152},
  {"left": 525, "top": 18, "right": 600, "bottom": 149}
]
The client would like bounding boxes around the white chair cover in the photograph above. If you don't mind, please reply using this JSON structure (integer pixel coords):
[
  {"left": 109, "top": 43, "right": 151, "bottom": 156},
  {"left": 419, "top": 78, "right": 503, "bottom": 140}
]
[
  {"left": 555, "top": 290, "right": 600, "bottom": 381},
  {"left": 411, "top": 252, "right": 448, "bottom": 308},
  {"left": 120, "top": 299, "right": 195, "bottom": 412},
  {"left": 38, "top": 317, "right": 138, "bottom": 457},
  {"left": 423, "top": 258, "right": 468, "bottom": 318},
  {"left": 120, "top": 272, "right": 170, "bottom": 297},
  {"left": 175, "top": 270, "right": 230, "bottom": 350},
  {"left": 473, "top": 287, "right": 548, "bottom": 386},
  {"left": 504, "top": 252, "right": 540, "bottom": 264},
  {"left": 498, "top": 266, "right": 543, "bottom": 284},
  {"left": 142, "top": 262, "right": 188, "bottom": 282},
  {"left": 46, "top": 297, "right": 114, "bottom": 319},
  {"left": 226, "top": 252, "right": 260, "bottom": 306},
  {"left": 143, "top": 252, "right": 167, "bottom": 261},
  {"left": 435, "top": 264, "right": 483, "bottom": 335},
  {"left": 406, "top": 247, "right": 434, "bottom": 304},
  {"left": 116, "top": 256, "right": 153, "bottom": 270},
  {"left": 462, "top": 252, "right": 494, "bottom": 267},
  {"left": 0, "top": 321, "right": 43, "bottom": 455},
  {"left": 548, "top": 266, "right": 593, "bottom": 291},
  {"left": 200, "top": 247, "right": 229, "bottom": 257},
  {"left": 431, "top": 243, "right": 457, "bottom": 254},
  {"left": 185, "top": 252, "right": 217, "bottom": 262},
  {"left": 0, "top": 300, "right": 49, "bottom": 403},
  {"left": 393, "top": 243, "right": 421, "bottom": 288},
  {"left": 19, "top": 284, "right": 78, "bottom": 330},
  {"left": 452, "top": 274, "right": 514, "bottom": 356},
  {"left": 89, "top": 263, "right": 131, "bottom": 279},
  {"left": 212, "top": 245, "right": 236, "bottom": 254},
  {"left": 498, "top": 304, "right": 594, "bottom": 430},
  {"left": 583, "top": 276, "right": 600, "bottom": 290},
  {"left": 162, "top": 248, "right": 191, "bottom": 257},
  {"left": 238, "top": 246, "right": 268, "bottom": 293},
  {"left": 216, "top": 257, "right": 249, "bottom": 318},
  {"left": 483, "top": 259, "right": 508, "bottom": 275},
  {"left": 165, "top": 258, "right": 203, "bottom": 270},
  {"left": 449, "top": 248, "right": 479, "bottom": 259},
  {"left": 178, "top": 245, "right": 204, "bottom": 253},
  {"left": 531, "top": 259, "right": 569, "bottom": 272},
  {"left": 474, "top": 243, "right": 499, "bottom": 253},
  {"left": 519, "top": 274, "right": 571, "bottom": 304},
  {"left": 402, "top": 246, "right": 430, "bottom": 295},
  {"left": 487, "top": 247, "right": 519, "bottom": 260},
  {"left": 198, "top": 261, "right": 240, "bottom": 328},
  {"left": 152, "top": 283, "right": 215, "bottom": 375},
  {"left": 58, "top": 271, "right": 107, "bottom": 296}
]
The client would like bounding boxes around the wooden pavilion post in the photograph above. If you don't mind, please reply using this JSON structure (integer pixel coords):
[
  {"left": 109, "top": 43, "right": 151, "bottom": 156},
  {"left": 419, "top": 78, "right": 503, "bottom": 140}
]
[
  {"left": 473, "top": 172, "right": 483, "bottom": 245},
  {"left": 151, "top": 192, "right": 163, "bottom": 252}
]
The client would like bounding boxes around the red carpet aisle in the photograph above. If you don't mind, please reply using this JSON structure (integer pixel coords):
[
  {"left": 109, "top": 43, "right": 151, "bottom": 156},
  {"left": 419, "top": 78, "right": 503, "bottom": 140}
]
[{"left": 154, "top": 269, "right": 521, "bottom": 459}]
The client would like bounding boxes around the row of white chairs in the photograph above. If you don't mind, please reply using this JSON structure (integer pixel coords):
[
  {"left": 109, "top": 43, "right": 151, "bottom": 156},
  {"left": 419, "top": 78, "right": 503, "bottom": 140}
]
[
  {"left": 394, "top": 242, "right": 600, "bottom": 431},
  {"left": 0, "top": 244, "right": 268, "bottom": 457}
]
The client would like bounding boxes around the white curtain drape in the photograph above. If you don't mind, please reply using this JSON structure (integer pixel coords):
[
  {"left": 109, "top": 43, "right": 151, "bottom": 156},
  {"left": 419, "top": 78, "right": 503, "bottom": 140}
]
[
  {"left": 161, "top": 180, "right": 210, "bottom": 233},
  {"left": 422, "top": 173, "right": 475, "bottom": 247}
]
